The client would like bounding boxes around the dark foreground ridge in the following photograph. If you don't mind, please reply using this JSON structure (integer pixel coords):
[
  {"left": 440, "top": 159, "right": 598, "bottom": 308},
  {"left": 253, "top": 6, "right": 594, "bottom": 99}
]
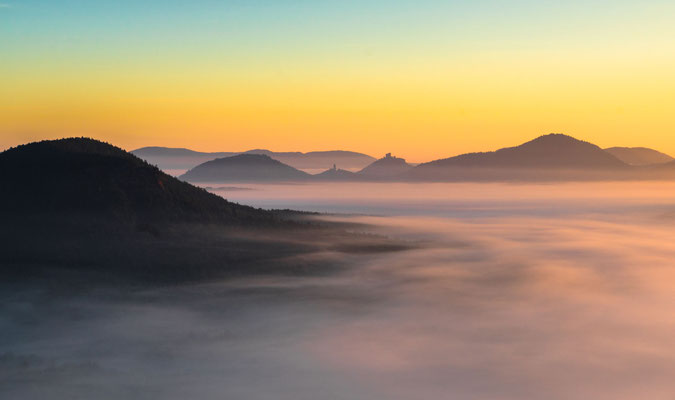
[
  {"left": 0, "top": 137, "right": 274, "bottom": 224},
  {"left": 0, "top": 138, "right": 410, "bottom": 286}
]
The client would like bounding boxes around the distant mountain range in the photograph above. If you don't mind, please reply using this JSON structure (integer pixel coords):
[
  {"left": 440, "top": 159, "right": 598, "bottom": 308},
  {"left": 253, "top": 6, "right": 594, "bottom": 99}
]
[
  {"left": 177, "top": 134, "right": 675, "bottom": 183},
  {"left": 179, "top": 152, "right": 416, "bottom": 183},
  {"left": 132, "top": 147, "right": 376, "bottom": 173}
]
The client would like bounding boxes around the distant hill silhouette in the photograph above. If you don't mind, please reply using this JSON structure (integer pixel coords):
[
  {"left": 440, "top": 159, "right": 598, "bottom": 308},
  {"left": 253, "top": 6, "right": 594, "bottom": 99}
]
[
  {"left": 358, "top": 153, "right": 413, "bottom": 178},
  {"left": 423, "top": 134, "right": 625, "bottom": 168},
  {"left": 0, "top": 138, "right": 269, "bottom": 224},
  {"left": 180, "top": 154, "right": 311, "bottom": 182},
  {"left": 408, "top": 134, "right": 629, "bottom": 181},
  {"left": 313, "top": 166, "right": 361, "bottom": 181},
  {"left": 132, "top": 147, "right": 375, "bottom": 173},
  {"left": 604, "top": 147, "right": 673, "bottom": 166},
  {"left": 131, "top": 134, "right": 675, "bottom": 184}
]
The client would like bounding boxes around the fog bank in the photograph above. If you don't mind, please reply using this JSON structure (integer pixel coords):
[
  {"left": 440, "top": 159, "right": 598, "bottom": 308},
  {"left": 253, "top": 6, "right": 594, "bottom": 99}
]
[{"left": 2, "top": 182, "right": 675, "bottom": 399}]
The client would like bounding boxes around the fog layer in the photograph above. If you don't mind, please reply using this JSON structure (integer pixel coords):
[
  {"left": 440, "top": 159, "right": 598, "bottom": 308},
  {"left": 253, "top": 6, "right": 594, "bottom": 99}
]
[{"left": 3, "top": 182, "right": 675, "bottom": 399}]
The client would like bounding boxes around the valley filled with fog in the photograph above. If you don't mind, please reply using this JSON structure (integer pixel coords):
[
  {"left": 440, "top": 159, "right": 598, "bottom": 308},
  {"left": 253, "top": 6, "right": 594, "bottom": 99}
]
[{"left": 3, "top": 182, "right": 675, "bottom": 399}]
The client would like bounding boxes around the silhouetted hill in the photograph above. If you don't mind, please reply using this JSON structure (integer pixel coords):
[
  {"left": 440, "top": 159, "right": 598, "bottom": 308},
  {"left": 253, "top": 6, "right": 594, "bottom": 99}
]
[
  {"left": 409, "top": 134, "right": 628, "bottom": 181},
  {"left": 425, "top": 134, "right": 625, "bottom": 168},
  {"left": 180, "top": 154, "right": 311, "bottom": 182},
  {"left": 313, "top": 167, "right": 361, "bottom": 181},
  {"left": 358, "top": 153, "right": 413, "bottom": 178},
  {"left": 133, "top": 147, "right": 375, "bottom": 173},
  {"left": 0, "top": 138, "right": 269, "bottom": 224},
  {"left": 604, "top": 147, "right": 673, "bottom": 166}
]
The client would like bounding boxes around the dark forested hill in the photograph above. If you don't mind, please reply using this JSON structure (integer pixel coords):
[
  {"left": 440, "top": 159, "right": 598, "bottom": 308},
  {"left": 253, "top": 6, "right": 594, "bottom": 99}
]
[{"left": 0, "top": 137, "right": 271, "bottom": 224}]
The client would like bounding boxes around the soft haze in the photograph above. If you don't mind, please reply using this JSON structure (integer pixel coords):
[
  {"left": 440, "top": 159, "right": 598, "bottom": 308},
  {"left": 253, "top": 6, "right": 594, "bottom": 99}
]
[{"left": 2, "top": 0, "right": 675, "bottom": 161}]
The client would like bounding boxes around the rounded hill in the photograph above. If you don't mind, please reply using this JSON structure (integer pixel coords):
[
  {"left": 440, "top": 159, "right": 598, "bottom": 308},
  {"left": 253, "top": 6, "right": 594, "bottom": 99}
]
[
  {"left": 180, "top": 154, "right": 311, "bottom": 182},
  {"left": 0, "top": 137, "right": 269, "bottom": 224}
]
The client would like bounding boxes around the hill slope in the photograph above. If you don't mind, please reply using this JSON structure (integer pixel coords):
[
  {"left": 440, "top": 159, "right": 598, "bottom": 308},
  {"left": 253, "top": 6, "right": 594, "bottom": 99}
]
[
  {"left": 604, "top": 147, "right": 673, "bottom": 166},
  {"left": 180, "top": 154, "right": 311, "bottom": 182}
]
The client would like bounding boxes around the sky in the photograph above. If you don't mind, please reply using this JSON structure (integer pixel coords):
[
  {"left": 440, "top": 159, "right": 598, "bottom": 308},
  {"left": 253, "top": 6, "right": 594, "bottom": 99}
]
[{"left": 1, "top": 0, "right": 675, "bottom": 162}]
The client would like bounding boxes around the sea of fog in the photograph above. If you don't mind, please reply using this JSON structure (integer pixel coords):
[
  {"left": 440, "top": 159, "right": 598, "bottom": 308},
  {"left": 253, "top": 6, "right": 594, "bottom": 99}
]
[{"left": 3, "top": 182, "right": 675, "bottom": 399}]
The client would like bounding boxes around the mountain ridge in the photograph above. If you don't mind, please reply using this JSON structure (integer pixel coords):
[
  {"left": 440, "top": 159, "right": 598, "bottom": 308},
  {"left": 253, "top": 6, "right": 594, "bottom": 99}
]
[
  {"left": 419, "top": 134, "right": 626, "bottom": 168},
  {"left": 124, "top": 134, "right": 675, "bottom": 183},
  {"left": 407, "top": 134, "right": 629, "bottom": 181}
]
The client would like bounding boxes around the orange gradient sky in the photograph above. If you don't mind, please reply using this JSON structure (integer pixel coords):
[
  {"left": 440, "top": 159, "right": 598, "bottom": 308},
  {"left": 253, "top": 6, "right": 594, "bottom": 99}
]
[{"left": 2, "top": 1, "right": 675, "bottom": 162}]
